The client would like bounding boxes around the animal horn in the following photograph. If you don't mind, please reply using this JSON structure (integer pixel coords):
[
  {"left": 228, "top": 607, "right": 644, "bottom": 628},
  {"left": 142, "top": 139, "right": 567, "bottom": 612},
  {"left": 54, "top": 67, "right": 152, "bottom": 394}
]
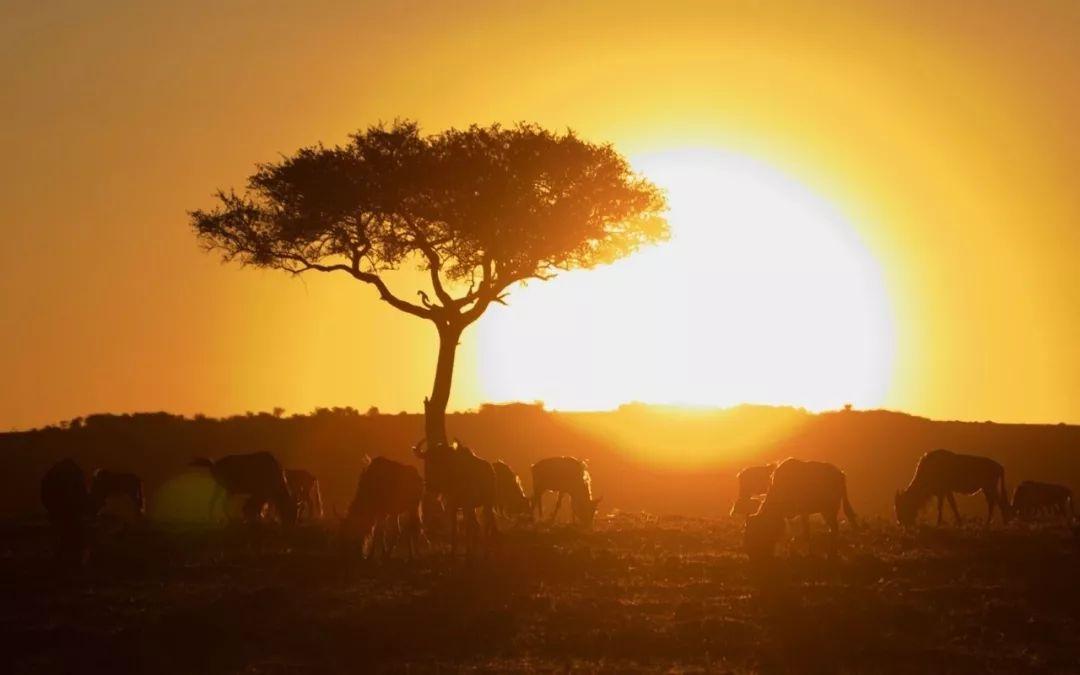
[{"left": 412, "top": 437, "right": 428, "bottom": 459}]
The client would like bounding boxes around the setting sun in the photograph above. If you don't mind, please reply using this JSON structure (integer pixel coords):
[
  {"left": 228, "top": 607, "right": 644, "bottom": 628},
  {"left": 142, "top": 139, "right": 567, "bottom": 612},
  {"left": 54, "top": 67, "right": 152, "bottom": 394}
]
[{"left": 477, "top": 149, "right": 894, "bottom": 412}]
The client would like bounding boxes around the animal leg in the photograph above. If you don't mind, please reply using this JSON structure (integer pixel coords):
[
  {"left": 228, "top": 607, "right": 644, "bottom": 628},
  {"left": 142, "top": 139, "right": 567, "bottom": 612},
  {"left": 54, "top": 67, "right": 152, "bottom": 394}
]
[
  {"left": 134, "top": 484, "right": 146, "bottom": 516},
  {"left": 947, "top": 493, "right": 962, "bottom": 525},
  {"left": 936, "top": 494, "right": 944, "bottom": 526},
  {"left": 484, "top": 505, "right": 498, "bottom": 543},
  {"left": 381, "top": 516, "right": 394, "bottom": 559},
  {"left": 550, "top": 493, "right": 564, "bottom": 524},
  {"left": 208, "top": 485, "right": 224, "bottom": 523},
  {"left": 534, "top": 489, "right": 543, "bottom": 521},
  {"left": 801, "top": 514, "right": 812, "bottom": 555},
  {"left": 406, "top": 511, "right": 421, "bottom": 561},
  {"left": 244, "top": 496, "right": 268, "bottom": 524},
  {"left": 983, "top": 490, "right": 995, "bottom": 526},
  {"left": 448, "top": 505, "right": 458, "bottom": 558},
  {"left": 371, "top": 520, "right": 386, "bottom": 561},
  {"left": 823, "top": 511, "right": 840, "bottom": 560},
  {"left": 464, "top": 508, "right": 480, "bottom": 559}
]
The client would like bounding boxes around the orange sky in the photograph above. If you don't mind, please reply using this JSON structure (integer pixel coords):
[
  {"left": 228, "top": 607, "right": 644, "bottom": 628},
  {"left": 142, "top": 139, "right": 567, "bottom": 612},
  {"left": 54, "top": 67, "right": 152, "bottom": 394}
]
[{"left": 2, "top": 1, "right": 1077, "bottom": 430}]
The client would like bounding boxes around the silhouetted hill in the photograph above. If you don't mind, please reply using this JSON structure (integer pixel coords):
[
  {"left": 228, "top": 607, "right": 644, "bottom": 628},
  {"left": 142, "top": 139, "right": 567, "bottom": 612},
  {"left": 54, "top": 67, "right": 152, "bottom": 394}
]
[{"left": 1, "top": 404, "right": 1077, "bottom": 520}]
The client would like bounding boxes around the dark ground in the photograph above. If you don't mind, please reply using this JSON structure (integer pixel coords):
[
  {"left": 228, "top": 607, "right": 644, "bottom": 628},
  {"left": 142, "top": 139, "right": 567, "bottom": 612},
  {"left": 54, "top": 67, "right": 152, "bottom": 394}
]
[{"left": 2, "top": 515, "right": 1079, "bottom": 674}]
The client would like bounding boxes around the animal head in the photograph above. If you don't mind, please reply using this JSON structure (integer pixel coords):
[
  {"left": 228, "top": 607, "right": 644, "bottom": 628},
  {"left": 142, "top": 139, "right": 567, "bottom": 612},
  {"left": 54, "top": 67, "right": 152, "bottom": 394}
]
[
  {"left": 339, "top": 506, "right": 375, "bottom": 541},
  {"left": 729, "top": 496, "right": 761, "bottom": 518},
  {"left": 743, "top": 511, "right": 784, "bottom": 560},
  {"left": 275, "top": 490, "right": 298, "bottom": 525},
  {"left": 88, "top": 469, "right": 107, "bottom": 490},
  {"left": 573, "top": 495, "right": 603, "bottom": 527},
  {"left": 412, "top": 437, "right": 454, "bottom": 490},
  {"left": 894, "top": 489, "right": 918, "bottom": 528},
  {"left": 412, "top": 437, "right": 454, "bottom": 461}
]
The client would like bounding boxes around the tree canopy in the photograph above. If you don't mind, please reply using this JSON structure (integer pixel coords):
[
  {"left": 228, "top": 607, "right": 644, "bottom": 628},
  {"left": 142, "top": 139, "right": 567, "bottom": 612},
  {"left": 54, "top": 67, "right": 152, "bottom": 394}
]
[{"left": 191, "top": 121, "right": 669, "bottom": 328}]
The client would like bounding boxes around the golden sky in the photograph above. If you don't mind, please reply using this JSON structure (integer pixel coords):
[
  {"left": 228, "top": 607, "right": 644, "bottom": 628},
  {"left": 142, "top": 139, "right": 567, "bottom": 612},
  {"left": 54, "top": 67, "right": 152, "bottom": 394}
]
[{"left": 2, "top": 1, "right": 1077, "bottom": 430}]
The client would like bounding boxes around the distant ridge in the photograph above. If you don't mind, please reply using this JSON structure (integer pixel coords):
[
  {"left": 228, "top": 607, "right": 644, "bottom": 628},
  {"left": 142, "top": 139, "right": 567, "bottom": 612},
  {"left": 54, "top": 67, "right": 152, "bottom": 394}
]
[{"left": 1, "top": 405, "right": 1077, "bottom": 519}]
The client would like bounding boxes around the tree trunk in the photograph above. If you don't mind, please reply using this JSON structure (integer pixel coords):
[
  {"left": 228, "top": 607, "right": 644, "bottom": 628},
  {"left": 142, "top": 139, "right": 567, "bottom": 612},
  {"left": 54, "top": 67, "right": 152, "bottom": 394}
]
[{"left": 424, "top": 322, "right": 462, "bottom": 447}]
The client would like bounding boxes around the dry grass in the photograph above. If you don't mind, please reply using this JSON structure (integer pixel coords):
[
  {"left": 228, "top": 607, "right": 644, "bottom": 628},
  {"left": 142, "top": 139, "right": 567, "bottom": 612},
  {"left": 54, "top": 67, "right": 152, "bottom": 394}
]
[{"left": 2, "top": 514, "right": 1079, "bottom": 674}]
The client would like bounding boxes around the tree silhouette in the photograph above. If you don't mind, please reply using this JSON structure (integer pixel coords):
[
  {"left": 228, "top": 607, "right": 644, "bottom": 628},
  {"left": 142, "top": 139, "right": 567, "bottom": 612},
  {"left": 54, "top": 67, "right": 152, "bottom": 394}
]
[{"left": 191, "top": 121, "right": 668, "bottom": 444}]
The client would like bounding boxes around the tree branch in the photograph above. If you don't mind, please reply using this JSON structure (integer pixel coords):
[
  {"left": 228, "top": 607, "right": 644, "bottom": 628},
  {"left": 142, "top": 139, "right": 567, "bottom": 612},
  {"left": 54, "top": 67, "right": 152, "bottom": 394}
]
[
  {"left": 459, "top": 257, "right": 500, "bottom": 325},
  {"left": 407, "top": 227, "right": 455, "bottom": 309},
  {"left": 279, "top": 251, "right": 433, "bottom": 320}
]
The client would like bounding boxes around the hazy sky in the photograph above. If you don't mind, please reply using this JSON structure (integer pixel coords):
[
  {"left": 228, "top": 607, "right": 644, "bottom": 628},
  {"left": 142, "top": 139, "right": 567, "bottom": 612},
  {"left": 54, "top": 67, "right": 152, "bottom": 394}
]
[{"left": 2, "top": 1, "right": 1077, "bottom": 430}]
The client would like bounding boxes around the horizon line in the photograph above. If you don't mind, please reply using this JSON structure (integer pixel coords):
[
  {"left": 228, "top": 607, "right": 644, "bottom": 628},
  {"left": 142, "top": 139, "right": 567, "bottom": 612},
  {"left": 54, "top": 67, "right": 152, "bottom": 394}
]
[{"left": 7, "top": 401, "right": 1077, "bottom": 434}]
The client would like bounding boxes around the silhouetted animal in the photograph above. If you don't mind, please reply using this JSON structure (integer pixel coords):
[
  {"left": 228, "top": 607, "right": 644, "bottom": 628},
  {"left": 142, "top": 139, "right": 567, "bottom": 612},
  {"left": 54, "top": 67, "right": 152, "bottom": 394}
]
[
  {"left": 531, "top": 456, "right": 602, "bottom": 528},
  {"left": 493, "top": 460, "right": 532, "bottom": 520},
  {"left": 40, "top": 458, "right": 91, "bottom": 565},
  {"left": 343, "top": 456, "right": 424, "bottom": 560},
  {"left": 744, "top": 458, "right": 857, "bottom": 560},
  {"left": 190, "top": 452, "right": 296, "bottom": 525},
  {"left": 412, "top": 438, "right": 498, "bottom": 557},
  {"left": 285, "top": 469, "right": 324, "bottom": 521},
  {"left": 730, "top": 463, "right": 776, "bottom": 518},
  {"left": 894, "top": 449, "right": 1010, "bottom": 527},
  {"left": 1012, "top": 481, "right": 1074, "bottom": 523},
  {"left": 42, "top": 458, "right": 91, "bottom": 523},
  {"left": 89, "top": 469, "right": 144, "bottom": 516}
]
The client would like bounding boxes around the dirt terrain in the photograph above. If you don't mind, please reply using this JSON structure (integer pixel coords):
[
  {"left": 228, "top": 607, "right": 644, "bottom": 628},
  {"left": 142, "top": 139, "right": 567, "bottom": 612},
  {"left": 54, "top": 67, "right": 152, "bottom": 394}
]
[{"left": 3, "top": 514, "right": 1079, "bottom": 674}]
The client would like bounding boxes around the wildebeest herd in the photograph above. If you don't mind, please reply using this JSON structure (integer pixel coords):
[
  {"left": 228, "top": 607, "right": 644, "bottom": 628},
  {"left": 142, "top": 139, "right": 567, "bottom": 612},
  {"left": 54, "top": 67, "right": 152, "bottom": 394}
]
[
  {"left": 38, "top": 441, "right": 1076, "bottom": 567},
  {"left": 37, "top": 437, "right": 605, "bottom": 565},
  {"left": 734, "top": 448, "right": 1075, "bottom": 560}
]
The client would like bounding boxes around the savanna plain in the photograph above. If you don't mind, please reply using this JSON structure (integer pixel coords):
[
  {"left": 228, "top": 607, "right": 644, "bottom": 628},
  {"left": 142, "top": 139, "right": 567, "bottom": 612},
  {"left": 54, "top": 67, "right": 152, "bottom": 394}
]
[{"left": 4, "top": 512, "right": 1079, "bottom": 674}]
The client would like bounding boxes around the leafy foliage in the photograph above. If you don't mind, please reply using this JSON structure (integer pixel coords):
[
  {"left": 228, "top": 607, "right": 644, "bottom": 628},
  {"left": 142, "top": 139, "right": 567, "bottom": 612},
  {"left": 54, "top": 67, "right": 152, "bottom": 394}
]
[{"left": 191, "top": 121, "right": 668, "bottom": 326}]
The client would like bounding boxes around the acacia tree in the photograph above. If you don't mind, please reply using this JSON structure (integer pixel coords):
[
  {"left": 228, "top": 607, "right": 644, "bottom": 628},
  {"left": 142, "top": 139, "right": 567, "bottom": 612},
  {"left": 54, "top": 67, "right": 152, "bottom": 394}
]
[{"left": 191, "top": 121, "right": 668, "bottom": 445}]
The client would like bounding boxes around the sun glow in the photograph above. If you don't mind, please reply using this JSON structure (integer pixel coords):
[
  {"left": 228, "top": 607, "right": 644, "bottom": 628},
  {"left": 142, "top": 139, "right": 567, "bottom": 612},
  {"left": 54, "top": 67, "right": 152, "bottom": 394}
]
[{"left": 476, "top": 149, "right": 895, "bottom": 411}]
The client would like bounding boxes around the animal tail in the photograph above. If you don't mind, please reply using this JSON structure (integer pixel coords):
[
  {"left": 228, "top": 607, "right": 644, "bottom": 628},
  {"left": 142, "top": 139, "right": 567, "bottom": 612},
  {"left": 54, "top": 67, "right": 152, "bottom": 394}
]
[
  {"left": 841, "top": 475, "right": 859, "bottom": 530},
  {"left": 189, "top": 457, "right": 213, "bottom": 469}
]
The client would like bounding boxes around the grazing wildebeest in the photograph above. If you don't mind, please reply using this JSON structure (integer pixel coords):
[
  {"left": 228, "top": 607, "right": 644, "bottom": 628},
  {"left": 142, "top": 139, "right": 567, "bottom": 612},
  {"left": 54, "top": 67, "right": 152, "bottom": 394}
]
[
  {"left": 285, "top": 469, "right": 324, "bottom": 522},
  {"left": 190, "top": 452, "right": 296, "bottom": 525},
  {"left": 531, "top": 456, "right": 602, "bottom": 528},
  {"left": 730, "top": 462, "right": 776, "bottom": 518},
  {"left": 744, "top": 458, "right": 858, "bottom": 560},
  {"left": 1012, "top": 481, "right": 1074, "bottom": 523},
  {"left": 41, "top": 458, "right": 91, "bottom": 564},
  {"left": 342, "top": 456, "right": 424, "bottom": 560},
  {"left": 493, "top": 460, "right": 532, "bottom": 520},
  {"left": 894, "top": 449, "right": 1011, "bottom": 527},
  {"left": 412, "top": 437, "right": 498, "bottom": 557},
  {"left": 89, "top": 469, "right": 145, "bottom": 516}
]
